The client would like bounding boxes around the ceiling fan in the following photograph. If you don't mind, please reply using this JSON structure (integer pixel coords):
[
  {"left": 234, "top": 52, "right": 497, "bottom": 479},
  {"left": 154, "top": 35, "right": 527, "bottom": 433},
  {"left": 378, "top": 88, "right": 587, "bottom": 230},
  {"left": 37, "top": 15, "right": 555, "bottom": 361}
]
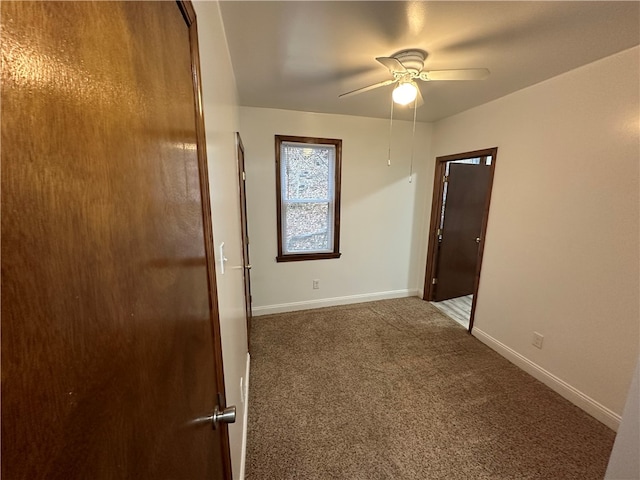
[{"left": 339, "top": 49, "right": 490, "bottom": 106}]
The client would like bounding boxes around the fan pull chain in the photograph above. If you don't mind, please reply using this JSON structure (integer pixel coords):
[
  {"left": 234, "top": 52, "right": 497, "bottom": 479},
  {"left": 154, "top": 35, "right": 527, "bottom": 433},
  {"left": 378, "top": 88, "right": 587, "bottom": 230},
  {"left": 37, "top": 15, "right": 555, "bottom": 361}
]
[
  {"left": 409, "top": 95, "right": 418, "bottom": 183},
  {"left": 387, "top": 96, "right": 394, "bottom": 166}
]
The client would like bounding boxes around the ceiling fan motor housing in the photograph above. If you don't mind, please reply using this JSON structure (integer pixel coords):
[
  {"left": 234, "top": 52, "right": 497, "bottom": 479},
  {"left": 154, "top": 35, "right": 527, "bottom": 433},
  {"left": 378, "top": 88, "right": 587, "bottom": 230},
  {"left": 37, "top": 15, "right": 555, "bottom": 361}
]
[
  {"left": 338, "top": 48, "right": 488, "bottom": 99},
  {"left": 393, "top": 49, "right": 427, "bottom": 75}
]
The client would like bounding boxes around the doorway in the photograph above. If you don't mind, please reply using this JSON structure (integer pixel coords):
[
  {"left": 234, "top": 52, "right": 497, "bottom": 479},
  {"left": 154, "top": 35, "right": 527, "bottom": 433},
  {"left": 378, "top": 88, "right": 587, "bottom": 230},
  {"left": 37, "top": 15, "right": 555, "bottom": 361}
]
[{"left": 423, "top": 148, "right": 498, "bottom": 332}]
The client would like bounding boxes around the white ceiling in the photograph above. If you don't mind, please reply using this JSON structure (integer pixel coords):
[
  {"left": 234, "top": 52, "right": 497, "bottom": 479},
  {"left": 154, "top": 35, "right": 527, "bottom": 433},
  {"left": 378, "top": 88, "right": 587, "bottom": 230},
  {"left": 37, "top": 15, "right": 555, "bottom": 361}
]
[{"left": 219, "top": 1, "right": 640, "bottom": 122}]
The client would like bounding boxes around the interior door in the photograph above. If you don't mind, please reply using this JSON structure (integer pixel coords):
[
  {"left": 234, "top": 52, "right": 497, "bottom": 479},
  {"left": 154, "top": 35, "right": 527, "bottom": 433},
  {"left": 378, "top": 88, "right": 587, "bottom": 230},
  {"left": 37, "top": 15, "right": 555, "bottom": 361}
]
[
  {"left": 236, "top": 133, "right": 253, "bottom": 350},
  {"left": 1, "top": 1, "right": 230, "bottom": 478},
  {"left": 433, "top": 163, "right": 492, "bottom": 301}
]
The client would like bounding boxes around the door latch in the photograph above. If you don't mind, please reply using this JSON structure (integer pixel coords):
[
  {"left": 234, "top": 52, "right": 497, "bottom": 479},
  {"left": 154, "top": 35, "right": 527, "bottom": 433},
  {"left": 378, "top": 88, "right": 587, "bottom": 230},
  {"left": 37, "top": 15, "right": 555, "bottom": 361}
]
[{"left": 209, "top": 405, "right": 236, "bottom": 430}]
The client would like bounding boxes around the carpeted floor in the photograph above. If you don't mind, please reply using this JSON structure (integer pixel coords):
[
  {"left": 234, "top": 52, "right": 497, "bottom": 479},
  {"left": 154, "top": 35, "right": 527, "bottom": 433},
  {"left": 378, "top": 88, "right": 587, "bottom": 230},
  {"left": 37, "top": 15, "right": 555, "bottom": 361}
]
[{"left": 246, "top": 297, "right": 615, "bottom": 479}]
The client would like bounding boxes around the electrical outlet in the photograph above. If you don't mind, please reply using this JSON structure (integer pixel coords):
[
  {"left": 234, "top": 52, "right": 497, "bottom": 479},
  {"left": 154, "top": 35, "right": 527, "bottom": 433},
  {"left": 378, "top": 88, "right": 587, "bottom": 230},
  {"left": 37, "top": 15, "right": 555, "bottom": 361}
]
[
  {"left": 532, "top": 332, "right": 544, "bottom": 349},
  {"left": 313, "top": 279, "right": 320, "bottom": 289}
]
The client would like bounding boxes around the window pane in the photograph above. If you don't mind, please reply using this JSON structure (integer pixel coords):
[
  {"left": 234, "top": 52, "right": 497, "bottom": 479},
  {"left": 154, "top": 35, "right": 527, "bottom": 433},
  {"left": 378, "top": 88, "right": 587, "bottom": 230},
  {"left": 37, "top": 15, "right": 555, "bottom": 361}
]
[
  {"left": 275, "top": 135, "right": 342, "bottom": 261},
  {"left": 282, "top": 144, "right": 333, "bottom": 201},
  {"left": 451, "top": 157, "right": 481, "bottom": 165},
  {"left": 284, "top": 202, "right": 331, "bottom": 252}
]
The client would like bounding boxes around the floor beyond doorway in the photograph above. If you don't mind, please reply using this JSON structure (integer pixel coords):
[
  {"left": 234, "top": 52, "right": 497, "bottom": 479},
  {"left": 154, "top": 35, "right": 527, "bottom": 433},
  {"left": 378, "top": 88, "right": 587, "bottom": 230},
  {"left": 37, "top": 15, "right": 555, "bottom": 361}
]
[{"left": 431, "top": 294, "right": 473, "bottom": 329}]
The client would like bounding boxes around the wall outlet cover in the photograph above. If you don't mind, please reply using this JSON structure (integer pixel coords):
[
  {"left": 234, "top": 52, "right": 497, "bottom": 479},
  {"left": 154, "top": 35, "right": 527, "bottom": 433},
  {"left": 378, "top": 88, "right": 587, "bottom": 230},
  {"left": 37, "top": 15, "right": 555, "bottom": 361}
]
[{"left": 533, "top": 332, "right": 544, "bottom": 349}]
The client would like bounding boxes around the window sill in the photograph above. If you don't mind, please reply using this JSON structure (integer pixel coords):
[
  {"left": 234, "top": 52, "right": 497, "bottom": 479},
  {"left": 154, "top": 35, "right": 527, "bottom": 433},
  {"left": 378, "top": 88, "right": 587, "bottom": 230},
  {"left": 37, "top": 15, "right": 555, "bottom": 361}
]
[{"left": 276, "top": 252, "right": 341, "bottom": 263}]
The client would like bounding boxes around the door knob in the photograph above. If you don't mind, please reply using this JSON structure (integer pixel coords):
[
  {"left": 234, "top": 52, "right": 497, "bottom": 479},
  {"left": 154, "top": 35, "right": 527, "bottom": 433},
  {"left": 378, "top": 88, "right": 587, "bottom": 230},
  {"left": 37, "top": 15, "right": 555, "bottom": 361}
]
[
  {"left": 475, "top": 237, "right": 481, "bottom": 244},
  {"left": 209, "top": 405, "right": 236, "bottom": 429},
  {"left": 245, "top": 264, "right": 252, "bottom": 270}
]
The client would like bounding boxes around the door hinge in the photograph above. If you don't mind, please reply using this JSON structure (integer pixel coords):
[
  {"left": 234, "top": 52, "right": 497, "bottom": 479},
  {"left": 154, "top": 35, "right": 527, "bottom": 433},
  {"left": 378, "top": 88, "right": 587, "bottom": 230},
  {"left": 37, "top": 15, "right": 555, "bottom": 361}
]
[
  {"left": 242, "top": 171, "right": 246, "bottom": 181},
  {"left": 437, "top": 228, "right": 443, "bottom": 236},
  {"left": 432, "top": 278, "right": 438, "bottom": 285},
  {"left": 443, "top": 175, "right": 449, "bottom": 183}
]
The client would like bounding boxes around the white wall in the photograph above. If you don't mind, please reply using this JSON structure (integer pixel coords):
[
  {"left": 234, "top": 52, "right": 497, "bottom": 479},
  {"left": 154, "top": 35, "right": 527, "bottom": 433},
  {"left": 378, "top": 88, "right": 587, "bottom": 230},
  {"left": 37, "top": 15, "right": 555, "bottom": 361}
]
[
  {"left": 239, "top": 107, "right": 433, "bottom": 314},
  {"left": 428, "top": 46, "right": 640, "bottom": 428},
  {"left": 606, "top": 357, "right": 640, "bottom": 479},
  {"left": 193, "top": 2, "right": 249, "bottom": 478}
]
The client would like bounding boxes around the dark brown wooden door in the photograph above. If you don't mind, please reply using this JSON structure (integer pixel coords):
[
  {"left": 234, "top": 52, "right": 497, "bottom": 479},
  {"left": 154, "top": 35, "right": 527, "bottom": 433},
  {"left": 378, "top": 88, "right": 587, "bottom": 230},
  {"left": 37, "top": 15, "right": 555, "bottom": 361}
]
[
  {"left": 236, "top": 133, "right": 253, "bottom": 350},
  {"left": 433, "top": 163, "right": 492, "bottom": 301},
  {"left": 1, "top": 2, "right": 230, "bottom": 478}
]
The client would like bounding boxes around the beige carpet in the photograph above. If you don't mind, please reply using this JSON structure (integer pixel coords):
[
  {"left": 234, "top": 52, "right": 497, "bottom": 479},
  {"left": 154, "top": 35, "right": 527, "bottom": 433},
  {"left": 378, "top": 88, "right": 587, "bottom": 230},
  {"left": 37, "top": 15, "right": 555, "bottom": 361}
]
[{"left": 246, "top": 297, "right": 615, "bottom": 479}]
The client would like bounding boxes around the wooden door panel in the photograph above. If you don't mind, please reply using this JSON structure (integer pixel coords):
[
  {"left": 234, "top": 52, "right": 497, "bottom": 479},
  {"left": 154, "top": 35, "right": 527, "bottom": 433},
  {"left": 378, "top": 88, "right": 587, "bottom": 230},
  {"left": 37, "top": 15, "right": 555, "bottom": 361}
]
[
  {"left": 1, "top": 2, "right": 226, "bottom": 478},
  {"left": 237, "top": 133, "right": 252, "bottom": 350},
  {"left": 434, "top": 163, "right": 492, "bottom": 301}
]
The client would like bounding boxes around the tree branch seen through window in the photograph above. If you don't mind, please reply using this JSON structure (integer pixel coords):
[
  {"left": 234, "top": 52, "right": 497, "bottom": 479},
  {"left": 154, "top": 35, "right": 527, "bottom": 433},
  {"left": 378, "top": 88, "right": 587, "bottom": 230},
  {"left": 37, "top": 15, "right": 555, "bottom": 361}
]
[{"left": 275, "top": 135, "right": 342, "bottom": 262}]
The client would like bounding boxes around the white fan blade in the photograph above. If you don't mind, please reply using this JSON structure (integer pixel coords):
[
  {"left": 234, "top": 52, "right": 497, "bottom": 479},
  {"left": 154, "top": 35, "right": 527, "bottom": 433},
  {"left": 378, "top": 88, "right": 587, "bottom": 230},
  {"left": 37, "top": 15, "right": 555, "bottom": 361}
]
[
  {"left": 338, "top": 78, "right": 397, "bottom": 98},
  {"left": 376, "top": 56, "right": 407, "bottom": 74},
  {"left": 420, "top": 68, "right": 490, "bottom": 81}
]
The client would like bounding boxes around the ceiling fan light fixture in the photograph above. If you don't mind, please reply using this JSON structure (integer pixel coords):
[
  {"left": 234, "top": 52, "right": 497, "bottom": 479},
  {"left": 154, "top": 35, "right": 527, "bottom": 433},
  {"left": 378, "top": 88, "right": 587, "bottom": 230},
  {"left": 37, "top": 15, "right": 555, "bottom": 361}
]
[{"left": 392, "top": 81, "right": 418, "bottom": 105}]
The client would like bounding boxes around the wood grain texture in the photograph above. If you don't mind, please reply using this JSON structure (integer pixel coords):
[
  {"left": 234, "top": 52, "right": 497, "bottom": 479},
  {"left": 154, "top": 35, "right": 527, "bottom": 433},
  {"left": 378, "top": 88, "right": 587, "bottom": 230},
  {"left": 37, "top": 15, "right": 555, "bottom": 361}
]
[
  {"left": 434, "top": 163, "right": 492, "bottom": 301},
  {"left": 180, "top": 1, "right": 233, "bottom": 476},
  {"left": 1, "top": 1, "right": 227, "bottom": 478}
]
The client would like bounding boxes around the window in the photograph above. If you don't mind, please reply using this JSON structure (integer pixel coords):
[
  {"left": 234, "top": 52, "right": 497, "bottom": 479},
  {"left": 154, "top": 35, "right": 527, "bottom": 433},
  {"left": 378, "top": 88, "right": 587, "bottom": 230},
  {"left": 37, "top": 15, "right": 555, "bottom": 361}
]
[{"left": 275, "top": 135, "right": 342, "bottom": 262}]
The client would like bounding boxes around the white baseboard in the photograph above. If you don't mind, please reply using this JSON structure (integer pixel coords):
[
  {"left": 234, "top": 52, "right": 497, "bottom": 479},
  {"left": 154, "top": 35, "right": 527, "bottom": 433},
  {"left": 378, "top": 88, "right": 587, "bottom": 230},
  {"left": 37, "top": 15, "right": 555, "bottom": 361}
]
[
  {"left": 237, "top": 353, "right": 250, "bottom": 480},
  {"left": 252, "top": 289, "right": 419, "bottom": 316},
  {"left": 472, "top": 328, "right": 621, "bottom": 431}
]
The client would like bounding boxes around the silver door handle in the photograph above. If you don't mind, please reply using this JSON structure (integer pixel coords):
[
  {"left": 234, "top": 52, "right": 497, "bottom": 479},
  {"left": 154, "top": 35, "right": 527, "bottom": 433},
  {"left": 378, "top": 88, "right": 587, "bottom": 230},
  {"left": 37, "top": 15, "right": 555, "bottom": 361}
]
[
  {"left": 210, "top": 405, "right": 236, "bottom": 429},
  {"left": 245, "top": 264, "right": 252, "bottom": 270},
  {"left": 475, "top": 237, "right": 481, "bottom": 243}
]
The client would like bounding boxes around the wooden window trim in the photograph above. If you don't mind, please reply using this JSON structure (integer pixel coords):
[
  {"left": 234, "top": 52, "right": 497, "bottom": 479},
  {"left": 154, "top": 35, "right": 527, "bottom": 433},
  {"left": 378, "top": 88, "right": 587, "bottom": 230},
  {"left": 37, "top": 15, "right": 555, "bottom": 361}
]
[{"left": 275, "top": 135, "right": 342, "bottom": 262}]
